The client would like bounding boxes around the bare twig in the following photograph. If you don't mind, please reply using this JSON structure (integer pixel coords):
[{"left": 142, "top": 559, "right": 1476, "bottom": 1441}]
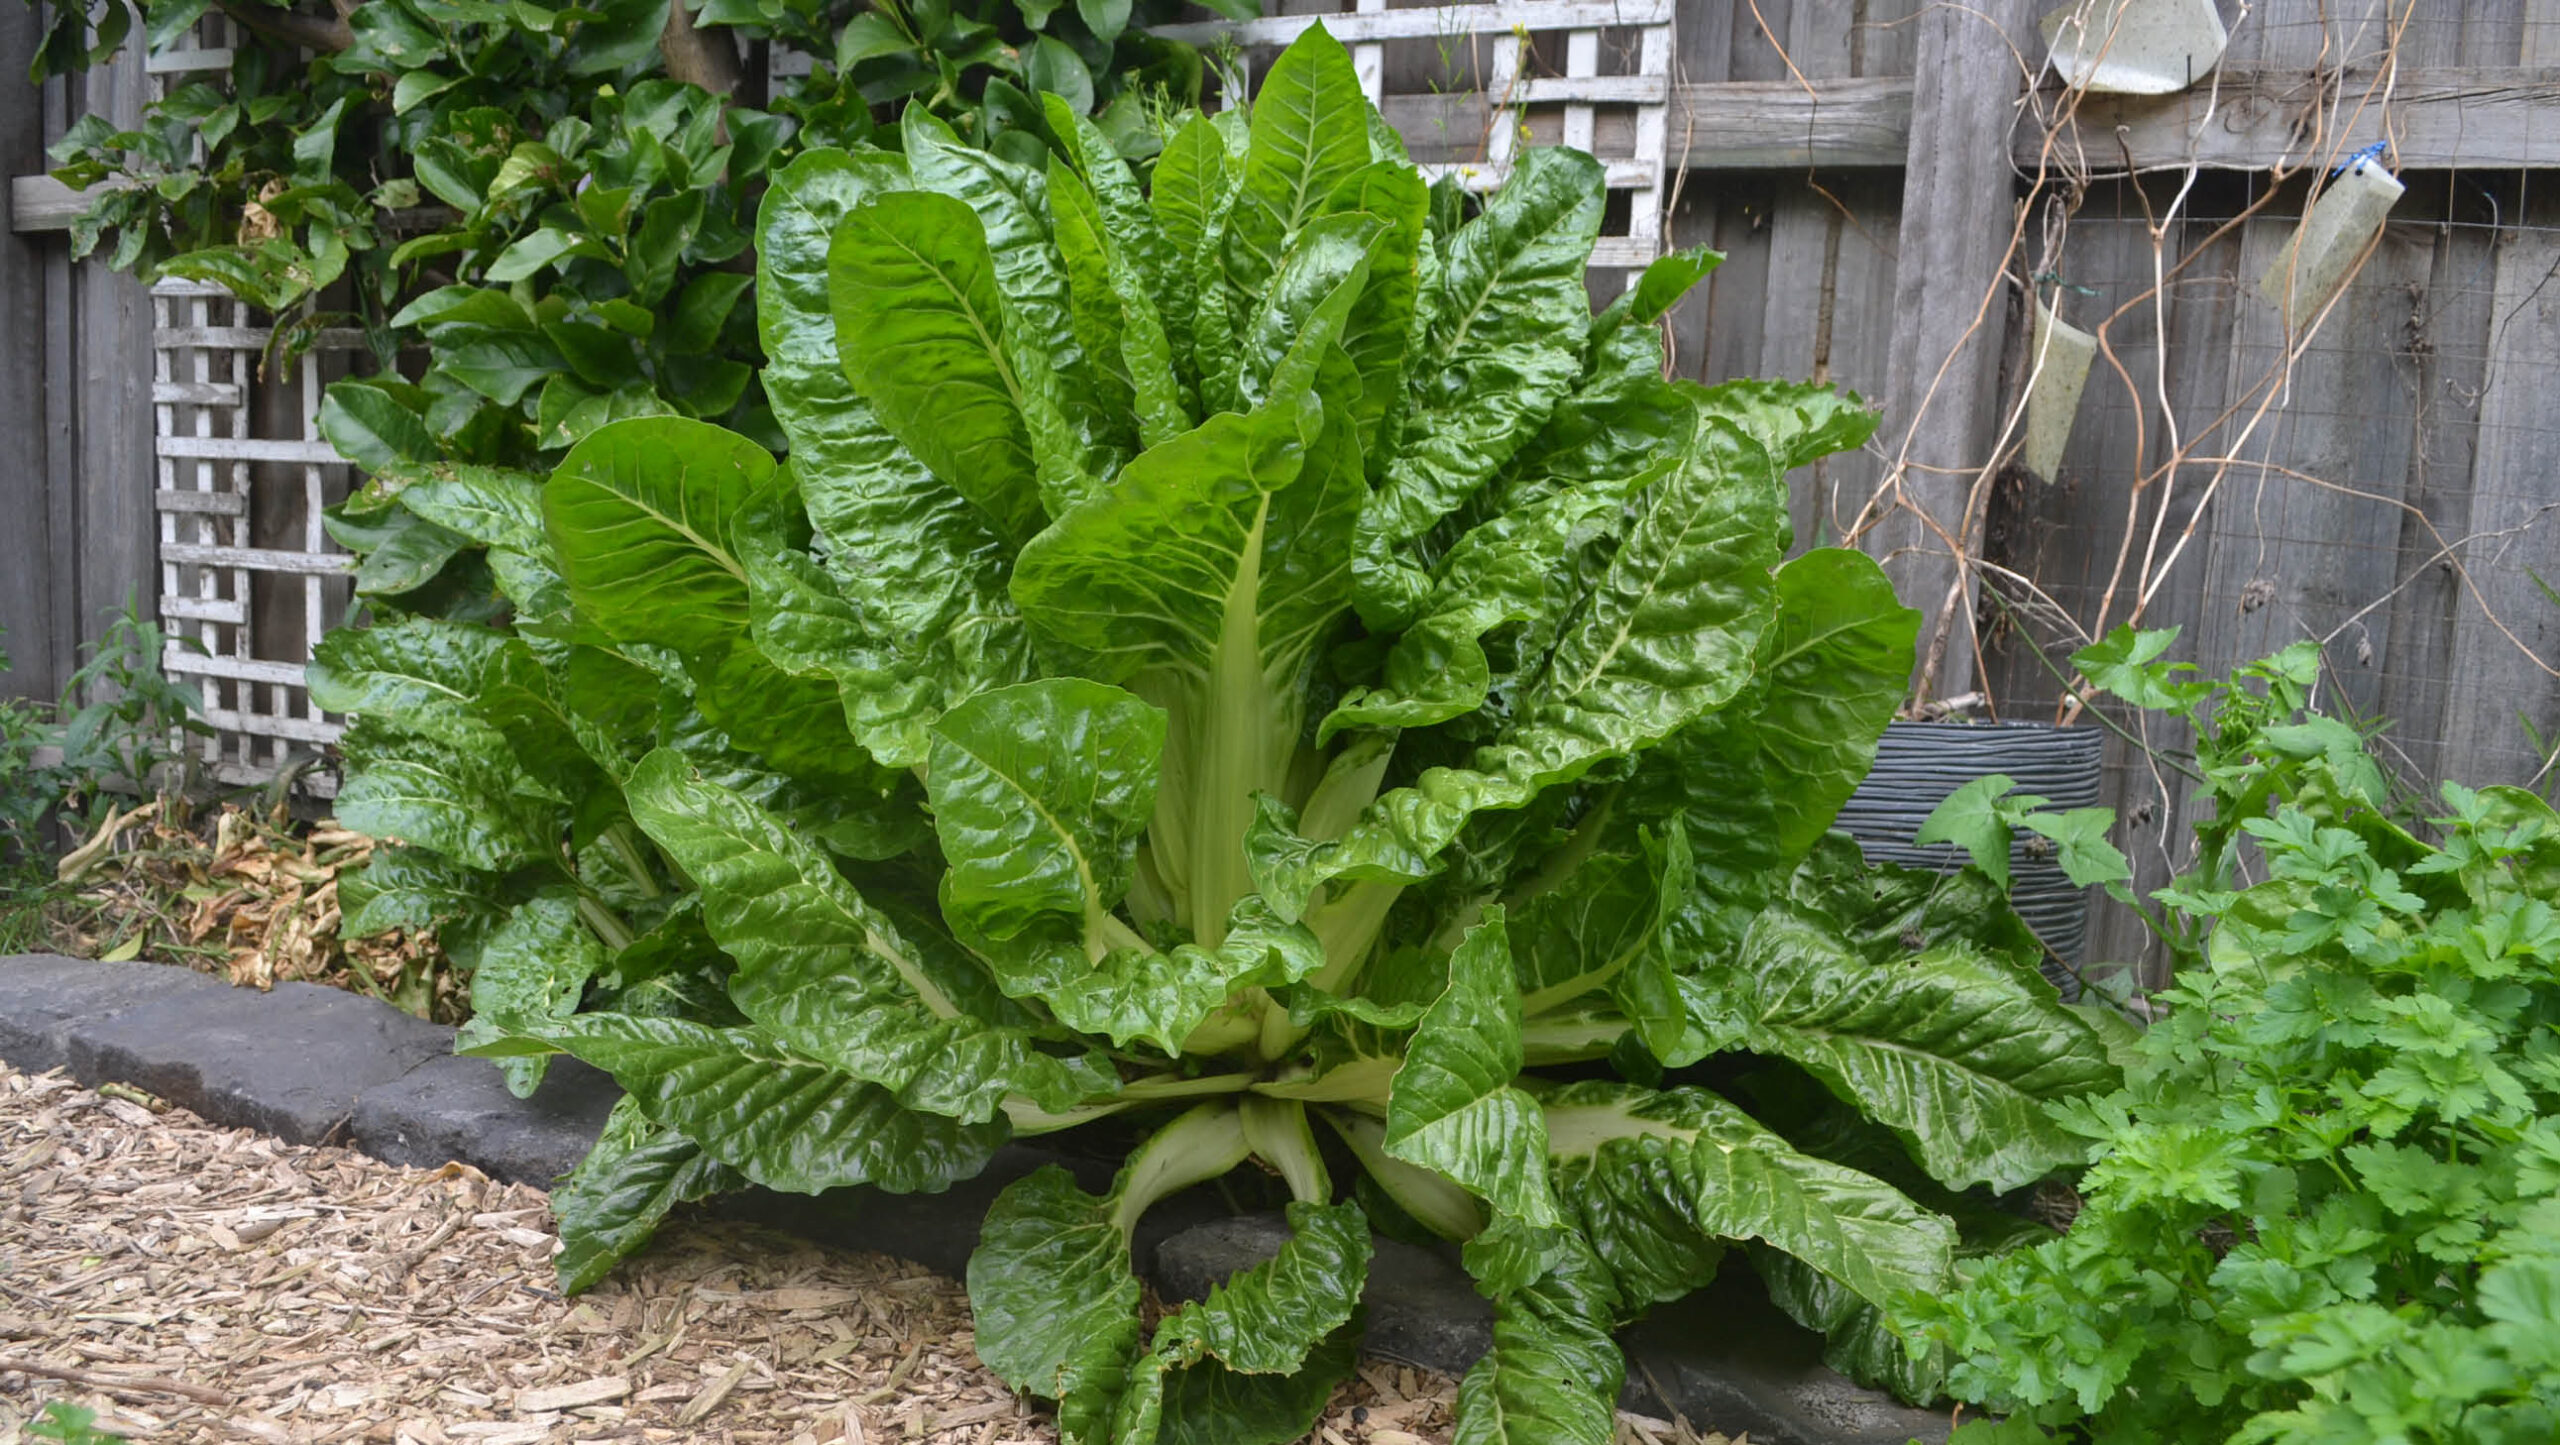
[{"left": 0, "top": 1356, "right": 233, "bottom": 1406}]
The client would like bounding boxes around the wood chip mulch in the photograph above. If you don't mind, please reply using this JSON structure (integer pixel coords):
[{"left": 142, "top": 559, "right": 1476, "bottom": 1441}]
[{"left": 0, "top": 1063, "right": 1737, "bottom": 1445}]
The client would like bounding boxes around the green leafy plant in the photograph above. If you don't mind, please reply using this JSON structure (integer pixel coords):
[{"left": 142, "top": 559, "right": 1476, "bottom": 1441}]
[
  {"left": 316, "top": 27, "right": 2123, "bottom": 1442},
  {"left": 28, "top": 1402, "right": 126, "bottom": 1444},
  {"left": 28, "top": 0, "right": 1229, "bottom": 496},
  {"left": 0, "top": 624, "right": 53, "bottom": 865},
  {"left": 0, "top": 603, "right": 212, "bottom": 854},
  {"left": 1907, "top": 628, "right": 2560, "bottom": 1444}
]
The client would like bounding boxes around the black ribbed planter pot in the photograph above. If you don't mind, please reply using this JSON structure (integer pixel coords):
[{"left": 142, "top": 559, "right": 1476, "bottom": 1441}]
[{"left": 1834, "top": 721, "right": 2106, "bottom": 986}]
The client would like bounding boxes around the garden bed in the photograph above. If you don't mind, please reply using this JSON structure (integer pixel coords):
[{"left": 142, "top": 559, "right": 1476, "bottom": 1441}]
[
  {"left": 0, "top": 1060, "right": 1491, "bottom": 1445},
  {"left": 0, "top": 951, "right": 1955, "bottom": 1445}
]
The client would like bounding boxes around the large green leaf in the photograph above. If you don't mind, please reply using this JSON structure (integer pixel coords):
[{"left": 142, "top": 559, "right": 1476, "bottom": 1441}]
[
  {"left": 1152, "top": 1199, "right": 1371, "bottom": 1375},
  {"left": 1046, "top": 154, "right": 1141, "bottom": 432},
  {"left": 1148, "top": 1330, "right": 1358, "bottom": 1445},
  {"left": 1508, "top": 823, "right": 1686, "bottom": 1017},
  {"left": 1694, "top": 377, "right": 1881, "bottom": 473},
  {"left": 1722, "top": 905, "right": 2120, "bottom": 1192},
  {"left": 333, "top": 726, "right": 561, "bottom": 873},
  {"left": 338, "top": 843, "right": 500, "bottom": 938},
  {"left": 1357, "top": 146, "right": 1607, "bottom": 626},
  {"left": 1253, "top": 411, "right": 1782, "bottom": 917},
  {"left": 1219, "top": 24, "right": 1370, "bottom": 314},
  {"left": 969, "top": 1165, "right": 1146, "bottom": 1443},
  {"left": 925, "top": 678, "right": 1163, "bottom": 947},
  {"left": 1318, "top": 477, "right": 1643, "bottom": 740},
  {"left": 1233, "top": 211, "right": 1382, "bottom": 411},
  {"left": 1785, "top": 832, "right": 2041, "bottom": 969},
  {"left": 899, "top": 107, "right": 1098, "bottom": 444},
  {"left": 1012, "top": 324, "right": 1364, "bottom": 939},
  {"left": 1542, "top": 1080, "right": 1954, "bottom": 1314},
  {"left": 392, "top": 465, "right": 548, "bottom": 553},
  {"left": 551, "top": 1097, "right": 740, "bottom": 1294},
  {"left": 828, "top": 189, "right": 1045, "bottom": 547},
  {"left": 1319, "top": 161, "right": 1429, "bottom": 460},
  {"left": 1146, "top": 114, "right": 1233, "bottom": 386},
  {"left": 453, "top": 890, "right": 605, "bottom": 1097},
  {"left": 920, "top": 678, "right": 1326, "bottom": 1052},
  {"left": 752, "top": 148, "right": 1034, "bottom": 772},
  {"left": 962, "top": 894, "right": 1324, "bottom": 1058},
  {"left": 306, "top": 613, "right": 516, "bottom": 754},
  {"left": 1383, "top": 910, "right": 1562, "bottom": 1294},
  {"left": 622, "top": 748, "right": 1113, "bottom": 1121},
  {"left": 1750, "top": 1243, "right": 1948, "bottom": 1402},
  {"left": 689, "top": 642, "right": 881, "bottom": 793},
  {"left": 1752, "top": 549, "right": 1920, "bottom": 859},
  {"left": 1450, "top": 1233, "right": 1624, "bottom": 1445},
  {"left": 545, "top": 416, "right": 791, "bottom": 664},
  {"left": 468, "top": 1013, "right": 1005, "bottom": 1195}
]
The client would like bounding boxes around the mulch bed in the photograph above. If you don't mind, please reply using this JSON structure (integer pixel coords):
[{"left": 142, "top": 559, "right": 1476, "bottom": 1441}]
[
  {"left": 8, "top": 1060, "right": 1747, "bottom": 1445},
  {"left": 1, "top": 1060, "right": 1744, "bottom": 1445}
]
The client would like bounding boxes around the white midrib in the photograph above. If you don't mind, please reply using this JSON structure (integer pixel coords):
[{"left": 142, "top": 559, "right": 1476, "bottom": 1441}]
[{"left": 1188, "top": 497, "right": 1273, "bottom": 950}]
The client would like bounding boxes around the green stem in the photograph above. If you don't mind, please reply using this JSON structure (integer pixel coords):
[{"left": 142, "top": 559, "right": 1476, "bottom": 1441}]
[
  {"left": 601, "top": 822, "right": 662, "bottom": 901},
  {"left": 574, "top": 893, "right": 636, "bottom": 952}
]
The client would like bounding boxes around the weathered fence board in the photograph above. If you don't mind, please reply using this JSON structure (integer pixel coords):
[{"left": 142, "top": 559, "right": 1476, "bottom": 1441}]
[
  {"left": 0, "top": 0, "right": 50, "bottom": 699},
  {"left": 2042, "top": 67, "right": 2560, "bottom": 174},
  {"left": 1874, "top": 0, "right": 2037, "bottom": 702}
]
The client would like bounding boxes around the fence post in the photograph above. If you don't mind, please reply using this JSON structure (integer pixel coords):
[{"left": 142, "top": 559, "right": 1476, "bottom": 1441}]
[
  {"left": 73, "top": 46, "right": 158, "bottom": 680},
  {"left": 1874, "top": 0, "right": 2036, "bottom": 704},
  {"left": 0, "top": 1, "right": 53, "bottom": 700}
]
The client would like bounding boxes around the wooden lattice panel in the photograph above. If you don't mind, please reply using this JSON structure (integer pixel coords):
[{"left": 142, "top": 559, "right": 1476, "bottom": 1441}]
[
  {"left": 151, "top": 278, "right": 359, "bottom": 794},
  {"left": 142, "top": 10, "right": 356, "bottom": 792},
  {"left": 1155, "top": 0, "right": 1677, "bottom": 273}
]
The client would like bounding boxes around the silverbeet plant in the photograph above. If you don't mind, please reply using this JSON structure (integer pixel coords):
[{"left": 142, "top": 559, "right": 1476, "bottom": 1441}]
[{"left": 315, "top": 24, "right": 2124, "bottom": 1442}]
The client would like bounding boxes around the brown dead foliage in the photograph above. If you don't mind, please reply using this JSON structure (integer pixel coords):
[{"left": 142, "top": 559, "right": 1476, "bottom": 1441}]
[{"left": 37, "top": 803, "right": 456, "bottom": 1022}]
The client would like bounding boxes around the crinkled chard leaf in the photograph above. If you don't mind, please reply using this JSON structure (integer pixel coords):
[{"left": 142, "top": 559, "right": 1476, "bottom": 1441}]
[
  {"left": 1543, "top": 1080, "right": 1953, "bottom": 1315},
  {"left": 1450, "top": 1232, "right": 1624, "bottom": 1445},
  {"left": 1384, "top": 910, "right": 1564, "bottom": 1294},
  {"left": 1722, "top": 904, "right": 2120, "bottom": 1192},
  {"left": 623, "top": 747, "right": 1113, "bottom": 1120},
  {"left": 551, "top": 1096, "right": 740, "bottom": 1295},
  {"left": 453, "top": 890, "right": 605, "bottom": 1097},
  {"left": 969, "top": 1165, "right": 1147, "bottom": 1444},
  {"left": 466, "top": 1013, "right": 1004, "bottom": 1195}
]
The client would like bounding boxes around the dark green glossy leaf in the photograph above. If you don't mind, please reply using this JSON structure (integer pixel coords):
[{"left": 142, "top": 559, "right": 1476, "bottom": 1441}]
[
  {"left": 828, "top": 189, "right": 1044, "bottom": 546},
  {"left": 470, "top": 1012, "right": 1006, "bottom": 1195},
  {"left": 545, "top": 416, "right": 791, "bottom": 663},
  {"left": 1543, "top": 1080, "right": 1953, "bottom": 1314},
  {"left": 551, "top": 1097, "right": 741, "bottom": 1293},
  {"left": 1725, "top": 905, "right": 2120, "bottom": 1192},
  {"left": 624, "top": 748, "right": 1113, "bottom": 1121}
]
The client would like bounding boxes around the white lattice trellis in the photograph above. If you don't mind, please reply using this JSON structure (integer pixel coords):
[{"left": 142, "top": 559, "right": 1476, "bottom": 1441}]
[
  {"left": 151, "top": 277, "right": 360, "bottom": 794},
  {"left": 144, "top": 11, "right": 359, "bottom": 793},
  {"left": 1154, "top": 0, "right": 1677, "bottom": 273}
]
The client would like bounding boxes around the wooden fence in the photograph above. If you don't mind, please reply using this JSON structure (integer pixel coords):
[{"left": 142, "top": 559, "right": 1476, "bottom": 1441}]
[{"left": 6, "top": 0, "right": 2559, "bottom": 977}]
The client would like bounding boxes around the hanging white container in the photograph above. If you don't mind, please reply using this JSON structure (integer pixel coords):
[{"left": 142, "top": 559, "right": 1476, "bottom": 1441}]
[
  {"left": 2259, "top": 151, "right": 2406, "bottom": 329},
  {"left": 2020, "top": 297, "right": 2098, "bottom": 482},
  {"left": 2041, "top": 0, "right": 2228, "bottom": 95}
]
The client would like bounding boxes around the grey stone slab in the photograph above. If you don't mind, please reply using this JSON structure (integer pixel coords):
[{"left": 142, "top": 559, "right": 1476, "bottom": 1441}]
[
  {"left": 724, "top": 1145, "right": 1121, "bottom": 1280},
  {"left": 352, "top": 1053, "right": 622, "bottom": 1187},
  {"left": 0, "top": 954, "right": 226, "bottom": 1073},
  {"left": 1620, "top": 1283, "right": 1950, "bottom": 1445},
  {"left": 66, "top": 979, "right": 455, "bottom": 1145}
]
